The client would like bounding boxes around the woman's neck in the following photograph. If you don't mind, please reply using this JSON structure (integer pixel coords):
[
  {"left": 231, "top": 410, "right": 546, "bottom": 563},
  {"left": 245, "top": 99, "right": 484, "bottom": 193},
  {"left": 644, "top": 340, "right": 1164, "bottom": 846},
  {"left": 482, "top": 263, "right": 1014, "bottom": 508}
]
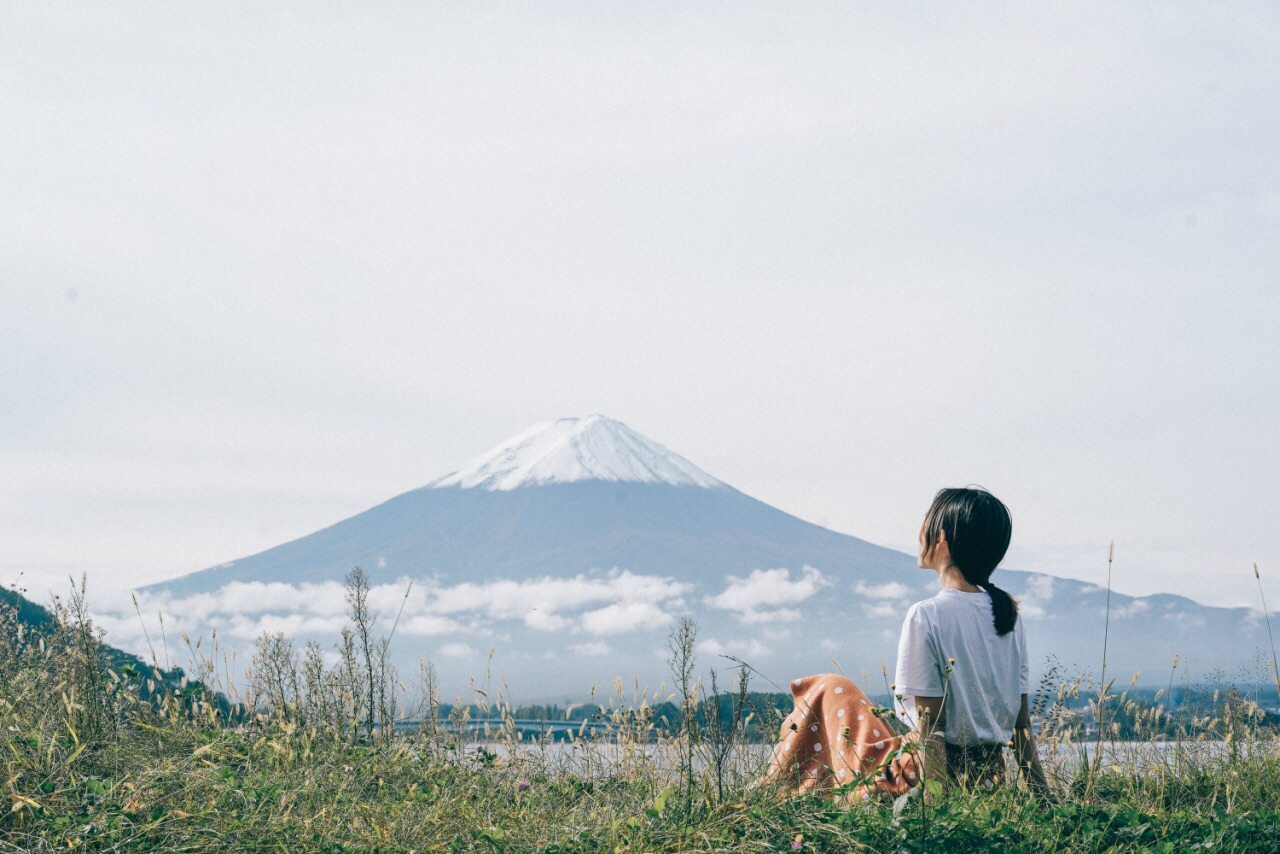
[{"left": 938, "top": 565, "right": 981, "bottom": 592}]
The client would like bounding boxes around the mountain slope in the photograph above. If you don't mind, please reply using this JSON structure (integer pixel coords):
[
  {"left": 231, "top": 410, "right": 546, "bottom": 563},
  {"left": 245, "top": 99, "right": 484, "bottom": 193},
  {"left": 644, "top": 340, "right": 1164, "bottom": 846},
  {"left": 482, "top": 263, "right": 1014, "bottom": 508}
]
[{"left": 150, "top": 481, "right": 912, "bottom": 595}]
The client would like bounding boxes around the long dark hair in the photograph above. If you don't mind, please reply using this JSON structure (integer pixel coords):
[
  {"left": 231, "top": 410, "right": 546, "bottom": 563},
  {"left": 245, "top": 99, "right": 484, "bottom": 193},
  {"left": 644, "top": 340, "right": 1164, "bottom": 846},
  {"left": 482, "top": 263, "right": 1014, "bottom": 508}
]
[{"left": 921, "top": 487, "right": 1017, "bottom": 636}]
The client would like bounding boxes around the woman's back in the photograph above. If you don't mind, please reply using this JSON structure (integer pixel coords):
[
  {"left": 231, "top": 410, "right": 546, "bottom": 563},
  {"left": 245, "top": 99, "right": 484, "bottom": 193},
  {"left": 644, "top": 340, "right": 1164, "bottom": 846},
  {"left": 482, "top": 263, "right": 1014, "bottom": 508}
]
[
  {"left": 766, "top": 486, "right": 1048, "bottom": 800},
  {"left": 896, "top": 589, "right": 1028, "bottom": 747}
]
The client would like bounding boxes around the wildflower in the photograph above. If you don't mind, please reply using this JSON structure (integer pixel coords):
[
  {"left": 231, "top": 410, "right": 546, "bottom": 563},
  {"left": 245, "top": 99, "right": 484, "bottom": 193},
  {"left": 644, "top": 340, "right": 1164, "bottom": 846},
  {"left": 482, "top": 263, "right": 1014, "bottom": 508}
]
[
  {"left": 948, "top": 657, "right": 956, "bottom": 665},
  {"left": 517, "top": 780, "right": 531, "bottom": 791},
  {"left": 792, "top": 835, "right": 804, "bottom": 850}
]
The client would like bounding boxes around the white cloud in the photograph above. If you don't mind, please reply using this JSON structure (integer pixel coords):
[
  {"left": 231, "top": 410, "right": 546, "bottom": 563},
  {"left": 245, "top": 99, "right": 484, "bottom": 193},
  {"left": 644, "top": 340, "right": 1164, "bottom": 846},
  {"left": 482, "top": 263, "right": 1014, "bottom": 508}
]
[
  {"left": 853, "top": 580, "right": 915, "bottom": 620},
  {"left": 400, "top": 615, "right": 467, "bottom": 636},
  {"left": 705, "top": 566, "right": 827, "bottom": 623},
  {"left": 108, "top": 570, "right": 690, "bottom": 650},
  {"left": 1020, "top": 574, "right": 1055, "bottom": 618},
  {"left": 580, "top": 602, "right": 672, "bottom": 635},
  {"left": 1167, "top": 610, "right": 1206, "bottom": 628},
  {"left": 88, "top": 610, "right": 158, "bottom": 654},
  {"left": 739, "top": 607, "right": 800, "bottom": 624},
  {"left": 571, "top": 641, "right": 611, "bottom": 657},
  {"left": 1111, "top": 599, "right": 1150, "bottom": 619},
  {"left": 425, "top": 571, "right": 690, "bottom": 631},
  {"left": 227, "top": 613, "right": 340, "bottom": 640},
  {"left": 699, "top": 637, "right": 770, "bottom": 660},
  {"left": 147, "top": 580, "right": 352, "bottom": 620},
  {"left": 438, "top": 643, "right": 475, "bottom": 658},
  {"left": 863, "top": 602, "right": 900, "bottom": 620},
  {"left": 853, "top": 581, "right": 914, "bottom": 601},
  {"left": 524, "top": 610, "right": 570, "bottom": 632}
]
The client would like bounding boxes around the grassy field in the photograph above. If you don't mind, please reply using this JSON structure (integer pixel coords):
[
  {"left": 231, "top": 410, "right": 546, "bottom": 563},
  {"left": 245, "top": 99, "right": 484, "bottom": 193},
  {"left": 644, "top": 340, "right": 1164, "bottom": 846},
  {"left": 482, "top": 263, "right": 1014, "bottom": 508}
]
[{"left": 3, "top": 574, "right": 1280, "bottom": 852}]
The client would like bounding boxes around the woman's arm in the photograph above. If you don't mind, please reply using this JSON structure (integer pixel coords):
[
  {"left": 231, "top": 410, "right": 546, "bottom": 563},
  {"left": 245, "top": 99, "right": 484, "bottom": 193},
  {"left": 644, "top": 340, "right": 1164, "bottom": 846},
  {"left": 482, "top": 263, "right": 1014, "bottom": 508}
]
[
  {"left": 1013, "top": 694, "right": 1050, "bottom": 797},
  {"left": 911, "top": 695, "right": 950, "bottom": 796}
]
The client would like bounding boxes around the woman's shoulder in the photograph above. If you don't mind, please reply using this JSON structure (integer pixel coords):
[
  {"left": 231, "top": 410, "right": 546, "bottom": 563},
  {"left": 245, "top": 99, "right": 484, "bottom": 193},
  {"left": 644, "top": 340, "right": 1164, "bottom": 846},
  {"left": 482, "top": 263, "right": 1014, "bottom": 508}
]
[
  {"left": 904, "top": 590, "right": 991, "bottom": 623},
  {"left": 902, "top": 594, "right": 942, "bottom": 623}
]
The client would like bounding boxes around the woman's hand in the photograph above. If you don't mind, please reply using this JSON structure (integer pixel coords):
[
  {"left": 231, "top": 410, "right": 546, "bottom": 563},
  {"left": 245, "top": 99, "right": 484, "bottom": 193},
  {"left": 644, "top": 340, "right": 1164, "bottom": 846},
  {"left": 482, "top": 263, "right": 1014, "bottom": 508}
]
[{"left": 1013, "top": 694, "right": 1052, "bottom": 800}]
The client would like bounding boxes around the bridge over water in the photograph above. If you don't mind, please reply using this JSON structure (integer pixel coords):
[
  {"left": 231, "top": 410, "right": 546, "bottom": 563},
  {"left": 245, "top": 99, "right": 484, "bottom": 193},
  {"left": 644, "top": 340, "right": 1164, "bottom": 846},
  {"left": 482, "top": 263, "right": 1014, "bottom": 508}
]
[{"left": 392, "top": 718, "right": 624, "bottom": 739}]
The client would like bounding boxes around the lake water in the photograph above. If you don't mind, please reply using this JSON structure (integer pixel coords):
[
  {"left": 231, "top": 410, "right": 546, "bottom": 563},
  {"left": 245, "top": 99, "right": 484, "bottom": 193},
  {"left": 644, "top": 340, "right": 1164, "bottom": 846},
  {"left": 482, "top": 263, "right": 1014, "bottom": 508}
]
[{"left": 428, "top": 735, "right": 1278, "bottom": 779}]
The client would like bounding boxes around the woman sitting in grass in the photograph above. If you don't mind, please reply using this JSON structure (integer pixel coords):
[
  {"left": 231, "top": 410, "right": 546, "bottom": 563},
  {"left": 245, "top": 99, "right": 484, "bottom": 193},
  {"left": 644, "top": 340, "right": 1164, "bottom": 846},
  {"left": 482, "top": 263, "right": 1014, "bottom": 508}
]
[{"left": 764, "top": 487, "right": 1049, "bottom": 801}]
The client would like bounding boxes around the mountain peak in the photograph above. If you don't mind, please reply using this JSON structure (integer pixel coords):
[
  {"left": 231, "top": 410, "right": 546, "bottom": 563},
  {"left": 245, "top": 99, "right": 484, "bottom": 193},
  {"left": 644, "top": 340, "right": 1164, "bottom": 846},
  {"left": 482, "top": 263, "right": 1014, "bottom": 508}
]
[{"left": 428, "top": 415, "right": 725, "bottom": 491}]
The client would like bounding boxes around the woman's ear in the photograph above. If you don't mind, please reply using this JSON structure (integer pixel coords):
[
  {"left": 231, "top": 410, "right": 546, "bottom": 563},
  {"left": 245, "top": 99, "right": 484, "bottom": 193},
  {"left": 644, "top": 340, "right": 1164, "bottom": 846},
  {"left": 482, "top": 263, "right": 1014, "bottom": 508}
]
[
  {"left": 932, "top": 531, "right": 952, "bottom": 568},
  {"left": 920, "top": 529, "right": 948, "bottom": 570}
]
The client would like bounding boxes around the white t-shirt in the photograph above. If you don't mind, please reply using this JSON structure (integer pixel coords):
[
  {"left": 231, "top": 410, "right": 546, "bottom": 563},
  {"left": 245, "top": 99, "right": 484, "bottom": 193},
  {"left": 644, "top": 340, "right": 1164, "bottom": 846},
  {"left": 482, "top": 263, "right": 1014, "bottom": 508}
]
[{"left": 893, "top": 588, "right": 1029, "bottom": 747}]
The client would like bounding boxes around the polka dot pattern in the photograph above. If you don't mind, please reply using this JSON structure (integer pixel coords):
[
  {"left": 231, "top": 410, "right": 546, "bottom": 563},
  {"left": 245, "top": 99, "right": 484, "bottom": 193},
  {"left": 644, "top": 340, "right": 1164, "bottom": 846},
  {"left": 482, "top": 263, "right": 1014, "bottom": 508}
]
[{"left": 762, "top": 673, "right": 919, "bottom": 801}]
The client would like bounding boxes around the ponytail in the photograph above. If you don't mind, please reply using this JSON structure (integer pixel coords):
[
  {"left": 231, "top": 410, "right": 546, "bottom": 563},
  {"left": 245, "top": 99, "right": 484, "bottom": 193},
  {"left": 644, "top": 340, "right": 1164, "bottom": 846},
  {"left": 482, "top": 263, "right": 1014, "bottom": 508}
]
[
  {"left": 975, "top": 580, "right": 1018, "bottom": 636},
  {"left": 921, "top": 487, "right": 1018, "bottom": 636}
]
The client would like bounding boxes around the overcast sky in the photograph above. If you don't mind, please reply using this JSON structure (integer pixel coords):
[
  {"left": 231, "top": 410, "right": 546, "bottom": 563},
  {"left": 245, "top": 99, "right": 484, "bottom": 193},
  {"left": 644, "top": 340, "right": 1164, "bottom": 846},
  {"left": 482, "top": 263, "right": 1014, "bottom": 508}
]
[{"left": 3, "top": 2, "right": 1278, "bottom": 614}]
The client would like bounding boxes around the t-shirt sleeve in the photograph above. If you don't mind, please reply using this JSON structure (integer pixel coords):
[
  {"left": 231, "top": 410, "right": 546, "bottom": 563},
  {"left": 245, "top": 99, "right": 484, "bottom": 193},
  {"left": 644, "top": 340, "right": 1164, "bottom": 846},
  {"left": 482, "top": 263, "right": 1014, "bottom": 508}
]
[
  {"left": 894, "top": 603, "right": 944, "bottom": 697},
  {"left": 1017, "top": 614, "right": 1029, "bottom": 694}
]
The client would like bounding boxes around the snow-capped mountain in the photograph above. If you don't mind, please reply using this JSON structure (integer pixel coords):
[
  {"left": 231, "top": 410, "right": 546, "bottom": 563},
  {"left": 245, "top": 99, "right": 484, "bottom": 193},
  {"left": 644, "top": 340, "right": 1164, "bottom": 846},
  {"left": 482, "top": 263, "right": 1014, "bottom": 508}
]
[
  {"left": 429, "top": 415, "right": 724, "bottom": 490},
  {"left": 145, "top": 415, "right": 910, "bottom": 595},
  {"left": 138, "top": 417, "right": 1268, "bottom": 699}
]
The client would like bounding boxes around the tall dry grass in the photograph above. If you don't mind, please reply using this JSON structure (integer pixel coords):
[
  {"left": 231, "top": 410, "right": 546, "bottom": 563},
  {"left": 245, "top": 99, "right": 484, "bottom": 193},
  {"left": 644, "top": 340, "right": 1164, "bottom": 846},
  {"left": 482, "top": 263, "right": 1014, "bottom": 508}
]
[{"left": 0, "top": 569, "right": 1279, "bottom": 851}]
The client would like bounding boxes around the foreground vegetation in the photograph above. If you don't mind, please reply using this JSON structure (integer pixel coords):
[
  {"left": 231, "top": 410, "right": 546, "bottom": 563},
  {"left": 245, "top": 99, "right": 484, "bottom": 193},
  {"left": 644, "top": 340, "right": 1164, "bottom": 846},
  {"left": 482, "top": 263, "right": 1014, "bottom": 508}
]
[{"left": 3, "top": 575, "right": 1280, "bottom": 851}]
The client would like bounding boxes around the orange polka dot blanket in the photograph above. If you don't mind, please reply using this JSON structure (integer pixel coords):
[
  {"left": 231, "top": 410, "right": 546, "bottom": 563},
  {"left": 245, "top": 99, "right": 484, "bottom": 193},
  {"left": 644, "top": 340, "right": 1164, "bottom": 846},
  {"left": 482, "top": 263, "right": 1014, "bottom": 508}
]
[{"left": 761, "top": 673, "right": 920, "bottom": 800}]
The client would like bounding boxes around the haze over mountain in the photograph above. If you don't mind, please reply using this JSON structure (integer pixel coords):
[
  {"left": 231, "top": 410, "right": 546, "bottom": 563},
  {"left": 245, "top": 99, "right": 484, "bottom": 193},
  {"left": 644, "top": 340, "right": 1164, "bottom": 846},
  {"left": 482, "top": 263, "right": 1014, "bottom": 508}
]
[{"left": 137, "top": 416, "right": 1269, "bottom": 700}]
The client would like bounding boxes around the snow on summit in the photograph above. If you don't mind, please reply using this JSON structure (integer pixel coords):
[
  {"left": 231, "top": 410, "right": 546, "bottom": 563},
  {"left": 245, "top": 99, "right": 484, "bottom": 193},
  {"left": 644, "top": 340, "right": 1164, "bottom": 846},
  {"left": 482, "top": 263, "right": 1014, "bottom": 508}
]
[{"left": 429, "top": 415, "right": 725, "bottom": 491}]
